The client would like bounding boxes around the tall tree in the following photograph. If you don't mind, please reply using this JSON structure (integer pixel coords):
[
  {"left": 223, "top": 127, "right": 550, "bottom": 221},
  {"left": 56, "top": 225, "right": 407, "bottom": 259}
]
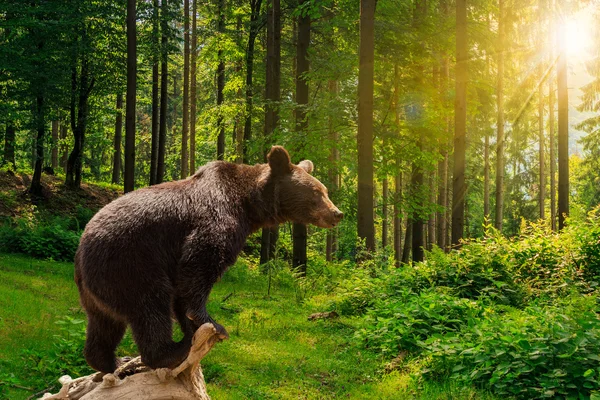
[
  {"left": 326, "top": 80, "right": 339, "bottom": 262},
  {"left": 393, "top": 63, "right": 403, "bottom": 266},
  {"left": 181, "top": 0, "right": 190, "bottom": 177},
  {"left": 51, "top": 120, "right": 59, "bottom": 169},
  {"left": 538, "top": 0, "right": 545, "bottom": 220},
  {"left": 437, "top": 1, "right": 450, "bottom": 250},
  {"left": 452, "top": 0, "right": 467, "bottom": 246},
  {"left": 494, "top": 0, "right": 505, "bottom": 231},
  {"left": 150, "top": 0, "right": 160, "bottom": 185},
  {"left": 260, "top": 0, "right": 280, "bottom": 266},
  {"left": 157, "top": 0, "right": 169, "bottom": 184},
  {"left": 357, "top": 0, "right": 377, "bottom": 252},
  {"left": 112, "top": 93, "right": 123, "bottom": 184},
  {"left": 549, "top": 43, "right": 556, "bottom": 230},
  {"left": 124, "top": 0, "right": 137, "bottom": 193},
  {"left": 3, "top": 125, "right": 16, "bottom": 168},
  {"left": 190, "top": 0, "right": 198, "bottom": 173},
  {"left": 292, "top": 0, "right": 310, "bottom": 274},
  {"left": 241, "top": 0, "right": 264, "bottom": 162},
  {"left": 557, "top": 20, "right": 569, "bottom": 229},
  {"left": 216, "top": 0, "right": 226, "bottom": 160}
]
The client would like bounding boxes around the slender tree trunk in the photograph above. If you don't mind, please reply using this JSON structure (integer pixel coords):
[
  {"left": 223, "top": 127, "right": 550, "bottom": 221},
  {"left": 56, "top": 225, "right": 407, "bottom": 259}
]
[
  {"left": 293, "top": 1, "right": 310, "bottom": 274},
  {"left": 190, "top": 0, "right": 197, "bottom": 173},
  {"left": 150, "top": 0, "right": 160, "bottom": 185},
  {"left": 234, "top": 15, "right": 244, "bottom": 163},
  {"left": 484, "top": 131, "right": 490, "bottom": 221},
  {"left": 3, "top": 124, "right": 16, "bottom": 168},
  {"left": 51, "top": 120, "right": 59, "bottom": 169},
  {"left": 181, "top": 0, "right": 190, "bottom": 177},
  {"left": 549, "top": 51, "right": 556, "bottom": 230},
  {"left": 261, "top": 0, "right": 281, "bottom": 265},
  {"left": 112, "top": 93, "right": 124, "bottom": 184},
  {"left": 30, "top": 94, "right": 45, "bottom": 197},
  {"left": 427, "top": 174, "right": 436, "bottom": 249},
  {"left": 60, "top": 122, "right": 68, "bottom": 171},
  {"left": 157, "top": 0, "right": 169, "bottom": 184},
  {"left": 326, "top": 82, "right": 339, "bottom": 261},
  {"left": 216, "top": 0, "right": 226, "bottom": 160},
  {"left": 538, "top": 0, "right": 545, "bottom": 220},
  {"left": 124, "top": 0, "right": 137, "bottom": 193},
  {"left": 494, "top": 0, "right": 505, "bottom": 231},
  {"left": 393, "top": 63, "right": 402, "bottom": 266},
  {"left": 357, "top": 0, "right": 377, "bottom": 252},
  {"left": 557, "top": 22, "right": 569, "bottom": 230},
  {"left": 401, "top": 207, "right": 412, "bottom": 264},
  {"left": 411, "top": 163, "right": 424, "bottom": 261},
  {"left": 382, "top": 176, "right": 389, "bottom": 249},
  {"left": 452, "top": 0, "right": 467, "bottom": 246}
]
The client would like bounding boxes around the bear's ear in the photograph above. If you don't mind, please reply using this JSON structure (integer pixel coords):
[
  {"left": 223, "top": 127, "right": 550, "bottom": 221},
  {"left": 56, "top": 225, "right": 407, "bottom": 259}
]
[
  {"left": 298, "top": 160, "right": 314, "bottom": 175},
  {"left": 268, "top": 146, "right": 292, "bottom": 175}
]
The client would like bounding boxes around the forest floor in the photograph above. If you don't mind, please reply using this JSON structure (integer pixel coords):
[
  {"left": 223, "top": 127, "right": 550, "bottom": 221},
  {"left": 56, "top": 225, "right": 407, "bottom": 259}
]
[
  {"left": 0, "top": 169, "right": 121, "bottom": 220},
  {"left": 0, "top": 253, "right": 496, "bottom": 400}
]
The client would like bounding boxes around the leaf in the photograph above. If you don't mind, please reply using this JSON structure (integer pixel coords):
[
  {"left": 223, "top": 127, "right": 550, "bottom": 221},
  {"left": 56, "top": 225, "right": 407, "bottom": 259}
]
[{"left": 585, "top": 369, "right": 596, "bottom": 378}]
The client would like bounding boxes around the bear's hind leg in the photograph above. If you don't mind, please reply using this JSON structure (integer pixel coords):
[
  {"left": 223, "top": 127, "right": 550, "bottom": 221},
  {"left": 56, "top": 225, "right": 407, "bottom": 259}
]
[
  {"left": 84, "top": 310, "right": 127, "bottom": 373},
  {"left": 129, "top": 301, "right": 191, "bottom": 370}
]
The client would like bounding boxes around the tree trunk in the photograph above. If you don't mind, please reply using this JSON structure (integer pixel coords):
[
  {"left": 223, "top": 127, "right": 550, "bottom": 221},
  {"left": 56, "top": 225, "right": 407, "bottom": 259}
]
[
  {"left": 60, "top": 122, "right": 68, "bottom": 171},
  {"left": 66, "top": 56, "right": 93, "bottom": 190},
  {"left": 427, "top": 173, "right": 435, "bottom": 249},
  {"left": 401, "top": 212, "right": 412, "bottom": 264},
  {"left": 452, "top": 0, "right": 467, "bottom": 246},
  {"left": 3, "top": 124, "right": 16, "bottom": 168},
  {"left": 549, "top": 50, "right": 556, "bottom": 231},
  {"left": 181, "top": 0, "right": 190, "bottom": 177},
  {"left": 393, "top": 64, "right": 402, "bottom": 266},
  {"left": 216, "top": 0, "right": 226, "bottom": 161},
  {"left": 260, "top": 0, "right": 280, "bottom": 265},
  {"left": 124, "top": 0, "right": 137, "bottom": 193},
  {"left": 557, "top": 22, "right": 569, "bottom": 230},
  {"left": 411, "top": 163, "right": 424, "bottom": 262},
  {"left": 494, "top": 0, "right": 505, "bottom": 231},
  {"left": 51, "top": 120, "right": 59, "bottom": 170},
  {"left": 190, "top": 0, "right": 197, "bottom": 173},
  {"left": 157, "top": 0, "right": 169, "bottom": 184},
  {"left": 293, "top": 1, "right": 310, "bottom": 274},
  {"left": 382, "top": 176, "right": 389, "bottom": 249},
  {"left": 357, "top": 0, "right": 377, "bottom": 252},
  {"left": 326, "top": 83, "right": 339, "bottom": 261},
  {"left": 30, "top": 94, "right": 45, "bottom": 197},
  {"left": 150, "top": 0, "right": 160, "bottom": 185},
  {"left": 484, "top": 130, "right": 490, "bottom": 221},
  {"left": 538, "top": 0, "right": 545, "bottom": 221},
  {"left": 112, "top": 93, "right": 124, "bottom": 184}
]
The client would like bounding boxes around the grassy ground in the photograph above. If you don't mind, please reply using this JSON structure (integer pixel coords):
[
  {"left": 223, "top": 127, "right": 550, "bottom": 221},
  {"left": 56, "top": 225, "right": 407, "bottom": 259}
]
[{"left": 0, "top": 253, "right": 495, "bottom": 399}]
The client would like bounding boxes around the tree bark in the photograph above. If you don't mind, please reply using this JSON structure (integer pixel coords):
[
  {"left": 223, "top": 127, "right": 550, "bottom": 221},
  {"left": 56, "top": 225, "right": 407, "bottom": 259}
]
[
  {"left": 157, "top": 0, "right": 169, "bottom": 184},
  {"left": 150, "top": 0, "right": 160, "bottom": 185},
  {"left": 549, "top": 50, "right": 556, "bottom": 230},
  {"left": 557, "top": 22, "right": 569, "bottom": 230},
  {"left": 326, "top": 83, "right": 339, "bottom": 261},
  {"left": 260, "top": 0, "right": 281, "bottom": 265},
  {"left": 181, "top": 0, "right": 190, "bottom": 177},
  {"left": 51, "top": 120, "right": 59, "bottom": 170},
  {"left": 538, "top": 0, "right": 545, "bottom": 221},
  {"left": 293, "top": 1, "right": 310, "bottom": 274},
  {"left": 494, "top": 0, "right": 505, "bottom": 231},
  {"left": 190, "top": 0, "right": 197, "bottom": 173},
  {"left": 357, "top": 0, "right": 377, "bottom": 252},
  {"left": 112, "top": 93, "right": 124, "bottom": 184},
  {"left": 452, "top": 0, "right": 467, "bottom": 246},
  {"left": 30, "top": 94, "right": 45, "bottom": 197},
  {"left": 60, "top": 121, "right": 68, "bottom": 171},
  {"left": 393, "top": 64, "right": 402, "bottom": 266},
  {"left": 124, "top": 0, "right": 137, "bottom": 193},
  {"left": 216, "top": 0, "right": 226, "bottom": 161}
]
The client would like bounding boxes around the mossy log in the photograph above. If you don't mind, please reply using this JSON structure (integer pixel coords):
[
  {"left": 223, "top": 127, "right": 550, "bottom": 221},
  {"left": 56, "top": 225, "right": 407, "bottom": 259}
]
[{"left": 40, "top": 323, "right": 226, "bottom": 400}]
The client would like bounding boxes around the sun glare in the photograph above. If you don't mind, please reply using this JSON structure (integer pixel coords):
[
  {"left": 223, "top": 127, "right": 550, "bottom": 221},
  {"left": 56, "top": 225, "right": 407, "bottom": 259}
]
[{"left": 563, "top": 12, "right": 593, "bottom": 58}]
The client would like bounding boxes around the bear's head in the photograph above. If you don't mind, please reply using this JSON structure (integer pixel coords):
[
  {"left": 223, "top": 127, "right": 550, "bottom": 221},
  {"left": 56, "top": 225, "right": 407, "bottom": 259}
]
[{"left": 267, "top": 146, "right": 343, "bottom": 229}]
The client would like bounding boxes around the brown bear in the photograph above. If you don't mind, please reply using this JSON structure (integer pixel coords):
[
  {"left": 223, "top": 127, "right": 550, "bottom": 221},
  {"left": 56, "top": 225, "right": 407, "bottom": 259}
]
[{"left": 74, "top": 146, "right": 343, "bottom": 373}]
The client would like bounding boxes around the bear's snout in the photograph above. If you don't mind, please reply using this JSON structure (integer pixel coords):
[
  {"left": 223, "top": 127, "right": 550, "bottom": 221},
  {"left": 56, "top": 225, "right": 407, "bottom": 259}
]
[{"left": 333, "top": 209, "right": 343, "bottom": 221}]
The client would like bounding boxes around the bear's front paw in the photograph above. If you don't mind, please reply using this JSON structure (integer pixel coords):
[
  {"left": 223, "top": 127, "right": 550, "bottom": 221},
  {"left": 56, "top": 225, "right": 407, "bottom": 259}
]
[{"left": 211, "top": 321, "right": 229, "bottom": 339}]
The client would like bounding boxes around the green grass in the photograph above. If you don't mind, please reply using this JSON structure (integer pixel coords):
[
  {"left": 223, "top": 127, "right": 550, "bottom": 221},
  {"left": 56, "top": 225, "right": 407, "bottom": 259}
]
[{"left": 0, "top": 253, "right": 495, "bottom": 399}]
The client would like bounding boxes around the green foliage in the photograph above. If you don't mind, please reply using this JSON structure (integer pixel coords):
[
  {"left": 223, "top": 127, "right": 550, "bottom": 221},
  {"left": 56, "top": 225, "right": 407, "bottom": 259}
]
[
  {"left": 425, "top": 296, "right": 600, "bottom": 399},
  {"left": 357, "top": 288, "right": 483, "bottom": 356},
  {"left": 0, "top": 215, "right": 80, "bottom": 261}
]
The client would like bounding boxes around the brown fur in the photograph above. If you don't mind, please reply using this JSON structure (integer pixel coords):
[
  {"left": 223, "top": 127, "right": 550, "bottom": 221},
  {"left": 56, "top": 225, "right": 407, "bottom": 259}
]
[{"left": 75, "top": 146, "right": 342, "bottom": 372}]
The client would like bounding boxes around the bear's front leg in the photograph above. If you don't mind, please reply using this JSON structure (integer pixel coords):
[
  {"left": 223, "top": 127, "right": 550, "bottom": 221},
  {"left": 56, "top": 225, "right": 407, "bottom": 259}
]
[{"left": 177, "top": 248, "right": 230, "bottom": 339}]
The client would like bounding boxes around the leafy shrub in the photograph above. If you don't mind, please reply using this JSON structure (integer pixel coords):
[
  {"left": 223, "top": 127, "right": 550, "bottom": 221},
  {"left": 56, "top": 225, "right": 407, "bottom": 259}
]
[
  {"left": 575, "top": 208, "right": 600, "bottom": 283},
  {"left": 424, "top": 295, "right": 600, "bottom": 399},
  {"left": 0, "top": 215, "right": 80, "bottom": 261},
  {"left": 356, "top": 288, "right": 482, "bottom": 357}
]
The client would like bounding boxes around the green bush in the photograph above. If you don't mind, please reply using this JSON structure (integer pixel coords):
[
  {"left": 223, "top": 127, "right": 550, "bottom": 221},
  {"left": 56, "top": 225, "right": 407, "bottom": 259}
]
[
  {"left": 356, "top": 288, "right": 482, "bottom": 357},
  {"left": 575, "top": 209, "right": 600, "bottom": 283},
  {"left": 424, "top": 295, "right": 600, "bottom": 399},
  {"left": 0, "top": 216, "right": 80, "bottom": 261}
]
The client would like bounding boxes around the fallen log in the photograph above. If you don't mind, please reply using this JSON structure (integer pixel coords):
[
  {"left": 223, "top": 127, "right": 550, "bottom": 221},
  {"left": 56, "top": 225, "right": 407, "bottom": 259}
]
[{"left": 40, "top": 323, "right": 226, "bottom": 400}]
